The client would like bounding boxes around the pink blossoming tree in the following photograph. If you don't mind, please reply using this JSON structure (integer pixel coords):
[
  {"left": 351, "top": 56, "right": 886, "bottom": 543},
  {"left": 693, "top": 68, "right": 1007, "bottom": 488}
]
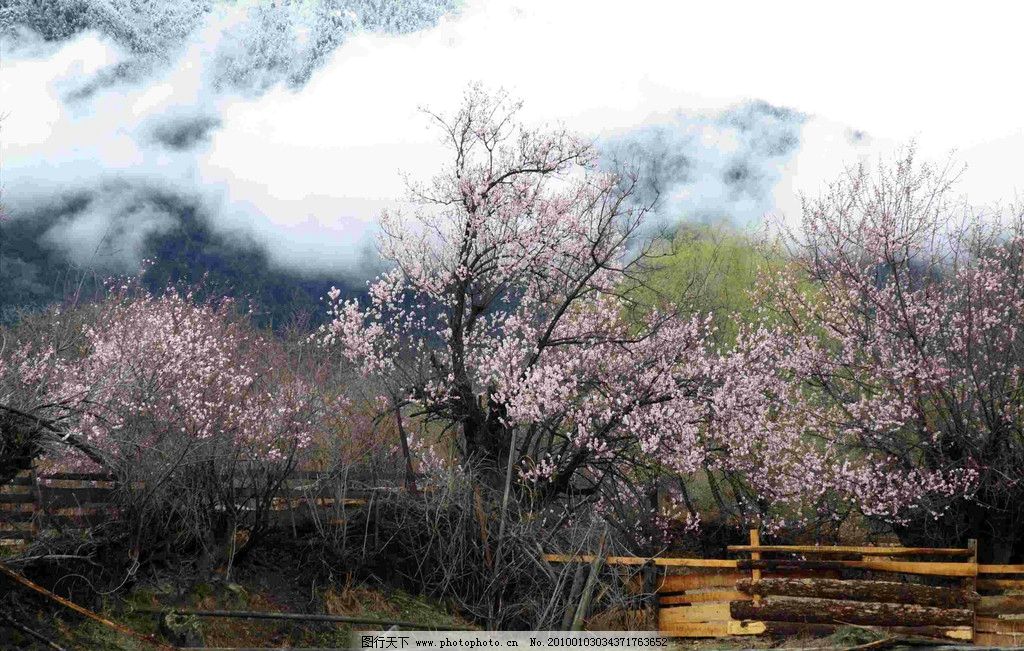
[
  {"left": 752, "top": 151, "right": 1022, "bottom": 558},
  {"left": 1, "top": 280, "right": 337, "bottom": 567},
  {"left": 321, "top": 87, "right": 727, "bottom": 515},
  {"left": 322, "top": 92, "right": 991, "bottom": 546}
]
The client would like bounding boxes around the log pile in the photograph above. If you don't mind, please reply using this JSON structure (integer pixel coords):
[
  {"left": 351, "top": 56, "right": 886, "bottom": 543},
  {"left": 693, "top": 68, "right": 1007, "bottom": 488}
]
[
  {"left": 729, "top": 596, "right": 973, "bottom": 627},
  {"left": 726, "top": 561, "right": 981, "bottom": 641},
  {"left": 735, "top": 577, "right": 978, "bottom": 608}
]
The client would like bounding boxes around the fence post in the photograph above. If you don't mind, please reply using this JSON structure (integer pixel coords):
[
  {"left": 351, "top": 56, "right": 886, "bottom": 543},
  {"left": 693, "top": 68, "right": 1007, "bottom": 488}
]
[
  {"left": 642, "top": 560, "right": 658, "bottom": 631},
  {"left": 966, "top": 538, "right": 977, "bottom": 643},
  {"left": 29, "top": 461, "right": 39, "bottom": 542},
  {"left": 749, "top": 529, "right": 761, "bottom": 606},
  {"left": 570, "top": 532, "right": 606, "bottom": 631}
]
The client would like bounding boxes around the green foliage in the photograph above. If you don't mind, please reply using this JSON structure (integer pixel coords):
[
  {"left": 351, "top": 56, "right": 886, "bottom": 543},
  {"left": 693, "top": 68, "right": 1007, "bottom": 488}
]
[{"left": 631, "top": 222, "right": 777, "bottom": 345}]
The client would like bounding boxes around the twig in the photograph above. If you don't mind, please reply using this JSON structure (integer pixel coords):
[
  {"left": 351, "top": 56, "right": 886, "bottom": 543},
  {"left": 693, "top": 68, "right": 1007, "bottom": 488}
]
[
  {"left": 845, "top": 637, "right": 897, "bottom": 651},
  {"left": 0, "top": 611, "right": 68, "bottom": 651},
  {"left": 5, "top": 554, "right": 101, "bottom": 567}
]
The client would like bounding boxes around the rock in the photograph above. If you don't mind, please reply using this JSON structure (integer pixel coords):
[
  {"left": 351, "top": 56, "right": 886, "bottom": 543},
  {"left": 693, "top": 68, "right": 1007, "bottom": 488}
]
[{"left": 158, "top": 610, "right": 204, "bottom": 647}]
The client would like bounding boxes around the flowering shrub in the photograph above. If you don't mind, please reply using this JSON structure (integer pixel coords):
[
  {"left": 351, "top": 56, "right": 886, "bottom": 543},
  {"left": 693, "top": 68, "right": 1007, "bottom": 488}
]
[
  {"left": 1, "top": 279, "right": 339, "bottom": 570},
  {"left": 50, "top": 283, "right": 320, "bottom": 471},
  {"left": 0, "top": 306, "right": 88, "bottom": 485}
]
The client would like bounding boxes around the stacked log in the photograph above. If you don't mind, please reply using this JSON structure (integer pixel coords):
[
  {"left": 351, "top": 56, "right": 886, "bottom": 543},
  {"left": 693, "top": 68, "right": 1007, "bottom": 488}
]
[
  {"left": 756, "top": 622, "right": 973, "bottom": 641},
  {"left": 736, "top": 577, "right": 978, "bottom": 608},
  {"left": 730, "top": 576, "right": 975, "bottom": 639},
  {"left": 729, "top": 596, "right": 972, "bottom": 627}
]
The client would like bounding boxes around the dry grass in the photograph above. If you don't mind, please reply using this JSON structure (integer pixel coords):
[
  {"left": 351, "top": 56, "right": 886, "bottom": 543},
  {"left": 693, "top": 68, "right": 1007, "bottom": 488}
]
[{"left": 322, "top": 574, "right": 395, "bottom": 617}]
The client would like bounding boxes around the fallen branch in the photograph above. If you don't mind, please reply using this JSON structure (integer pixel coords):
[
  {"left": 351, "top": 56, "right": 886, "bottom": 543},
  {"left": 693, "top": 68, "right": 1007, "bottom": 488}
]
[
  {"left": 130, "top": 608, "right": 475, "bottom": 631},
  {"left": 0, "top": 560, "right": 174, "bottom": 650}
]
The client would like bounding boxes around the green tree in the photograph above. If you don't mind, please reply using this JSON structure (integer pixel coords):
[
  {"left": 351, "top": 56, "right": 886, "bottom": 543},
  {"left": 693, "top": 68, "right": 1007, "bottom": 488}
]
[{"left": 631, "top": 221, "right": 778, "bottom": 345}]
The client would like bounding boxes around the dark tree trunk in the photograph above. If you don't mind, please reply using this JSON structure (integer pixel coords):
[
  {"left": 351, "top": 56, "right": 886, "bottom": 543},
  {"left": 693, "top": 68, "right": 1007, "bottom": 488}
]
[
  {"left": 0, "top": 412, "right": 44, "bottom": 488},
  {"left": 893, "top": 497, "right": 1024, "bottom": 563}
]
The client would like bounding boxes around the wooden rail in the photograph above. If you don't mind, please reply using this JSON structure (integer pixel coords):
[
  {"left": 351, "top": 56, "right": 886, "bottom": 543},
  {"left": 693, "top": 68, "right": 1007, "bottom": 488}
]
[
  {"left": 1, "top": 466, "right": 373, "bottom": 547},
  {"left": 543, "top": 554, "right": 737, "bottom": 568},
  {"left": 727, "top": 544, "right": 976, "bottom": 557},
  {"left": 736, "top": 558, "right": 978, "bottom": 577},
  {"left": 549, "top": 531, "right": 1024, "bottom": 642}
]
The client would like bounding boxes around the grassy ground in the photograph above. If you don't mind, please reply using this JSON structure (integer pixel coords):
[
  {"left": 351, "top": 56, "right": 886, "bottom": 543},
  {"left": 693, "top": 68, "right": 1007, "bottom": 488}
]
[{"left": 1, "top": 557, "right": 473, "bottom": 650}]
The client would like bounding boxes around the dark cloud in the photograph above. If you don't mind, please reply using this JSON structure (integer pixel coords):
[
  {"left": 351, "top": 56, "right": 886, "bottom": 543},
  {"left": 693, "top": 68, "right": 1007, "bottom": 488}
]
[
  {"left": 1, "top": 0, "right": 815, "bottom": 324},
  {"left": 600, "top": 101, "right": 806, "bottom": 225},
  {"left": 1, "top": 186, "right": 356, "bottom": 327},
  {"left": 149, "top": 115, "right": 222, "bottom": 150}
]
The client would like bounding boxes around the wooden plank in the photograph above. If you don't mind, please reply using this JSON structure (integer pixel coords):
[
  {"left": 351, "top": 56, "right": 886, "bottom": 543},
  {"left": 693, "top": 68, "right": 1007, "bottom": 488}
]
[
  {"left": 978, "top": 564, "right": 1024, "bottom": 574},
  {"left": 657, "top": 603, "right": 731, "bottom": 622},
  {"left": 545, "top": 554, "right": 644, "bottom": 566},
  {"left": 0, "top": 493, "right": 35, "bottom": 504},
  {"left": 657, "top": 621, "right": 729, "bottom": 637},
  {"left": 737, "top": 558, "right": 976, "bottom": 577},
  {"left": 727, "top": 620, "right": 765, "bottom": 635},
  {"left": 731, "top": 598, "right": 973, "bottom": 627},
  {"left": 37, "top": 472, "right": 113, "bottom": 482},
  {"left": 544, "top": 554, "right": 736, "bottom": 568},
  {"left": 761, "top": 622, "right": 972, "bottom": 641},
  {"left": 41, "top": 479, "right": 115, "bottom": 489},
  {"left": 659, "top": 573, "right": 827, "bottom": 593},
  {"left": 44, "top": 506, "right": 104, "bottom": 516},
  {"left": 659, "top": 590, "right": 749, "bottom": 606},
  {"left": 654, "top": 557, "right": 738, "bottom": 568},
  {"left": 749, "top": 529, "right": 762, "bottom": 607},
  {"left": 978, "top": 578, "right": 1024, "bottom": 591},
  {"left": 975, "top": 631, "right": 1024, "bottom": 646},
  {"left": 37, "top": 515, "right": 105, "bottom": 528},
  {"left": 38, "top": 486, "right": 114, "bottom": 507},
  {"left": 269, "top": 496, "right": 366, "bottom": 509},
  {"left": 0, "top": 511, "right": 35, "bottom": 523},
  {"left": 727, "top": 544, "right": 974, "bottom": 557},
  {"left": 761, "top": 570, "right": 842, "bottom": 580},
  {"left": 658, "top": 619, "right": 766, "bottom": 637},
  {"left": 976, "top": 617, "right": 1024, "bottom": 633},
  {"left": 736, "top": 577, "right": 978, "bottom": 608},
  {"left": 279, "top": 487, "right": 347, "bottom": 499},
  {"left": 658, "top": 572, "right": 746, "bottom": 592},
  {"left": 965, "top": 538, "right": 977, "bottom": 642},
  {"left": 977, "top": 594, "right": 1024, "bottom": 616}
]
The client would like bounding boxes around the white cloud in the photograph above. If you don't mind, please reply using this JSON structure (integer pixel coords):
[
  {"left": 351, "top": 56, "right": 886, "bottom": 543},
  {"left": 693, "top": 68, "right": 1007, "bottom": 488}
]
[{"left": 2, "top": 0, "right": 1021, "bottom": 278}]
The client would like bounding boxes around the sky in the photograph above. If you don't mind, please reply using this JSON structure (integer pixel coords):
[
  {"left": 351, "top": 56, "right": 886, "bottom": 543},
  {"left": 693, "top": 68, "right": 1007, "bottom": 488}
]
[{"left": 2, "top": 0, "right": 1022, "bottom": 278}]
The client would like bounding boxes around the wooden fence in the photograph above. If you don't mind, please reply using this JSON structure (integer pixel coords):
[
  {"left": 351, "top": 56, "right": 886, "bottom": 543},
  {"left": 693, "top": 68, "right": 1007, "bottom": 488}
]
[
  {"left": 0, "top": 466, "right": 371, "bottom": 550},
  {"left": 8, "top": 472, "right": 1024, "bottom": 644},
  {"left": 976, "top": 566, "right": 1024, "bottom": 647},
  {"left": 546, "top": 530, "right": 1024, "bottom": 644}
]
